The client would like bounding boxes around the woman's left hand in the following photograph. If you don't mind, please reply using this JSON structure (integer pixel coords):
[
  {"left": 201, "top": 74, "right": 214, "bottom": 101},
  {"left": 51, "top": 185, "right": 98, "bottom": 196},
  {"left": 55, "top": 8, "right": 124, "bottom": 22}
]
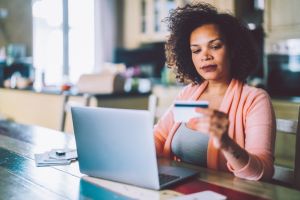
[{"left": 186, "top": 107, "right": 230, "bottom": 149}]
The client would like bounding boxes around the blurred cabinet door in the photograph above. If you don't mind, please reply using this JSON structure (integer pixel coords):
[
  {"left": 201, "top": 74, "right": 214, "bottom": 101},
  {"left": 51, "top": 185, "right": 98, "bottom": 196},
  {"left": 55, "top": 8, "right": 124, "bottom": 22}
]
[
  {"left": 272, "top": 99, "right": 300, "bottom": 168},
  {"left": 264, "top": 0, "right": 300, "bottom": 48},
  {"left": 123, "top": 0, "right": 176, "bottom": 48},
  {"left": 123, "top": 0, "right": 235, "bottom": 48},
  {"left": 139, "top": 0, "right": 177, "bottom": 43}
]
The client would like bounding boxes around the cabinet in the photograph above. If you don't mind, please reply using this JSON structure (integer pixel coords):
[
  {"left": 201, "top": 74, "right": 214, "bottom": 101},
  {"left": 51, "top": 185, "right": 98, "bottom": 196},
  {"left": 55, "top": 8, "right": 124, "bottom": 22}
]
[
  {"left": 264, "top": 0, "right": 300, "bottom": 52},
  {"left": 123, "top": 0, "right": 179, "bottom": 48},
  {"left": 139, "top": 0, "right": 177, "bottom": 43},
  {"left": 272, "top": 99, "right": 300, "bottom": 168},
  {"left": 123, "top": 0, "right": 235, "bottom": 49}
]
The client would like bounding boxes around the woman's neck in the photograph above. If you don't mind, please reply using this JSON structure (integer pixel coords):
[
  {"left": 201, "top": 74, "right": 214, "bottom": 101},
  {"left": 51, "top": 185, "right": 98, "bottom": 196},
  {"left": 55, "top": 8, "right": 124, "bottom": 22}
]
[{"left": 205, "top": 79, "right": 231, "bottom": 96}]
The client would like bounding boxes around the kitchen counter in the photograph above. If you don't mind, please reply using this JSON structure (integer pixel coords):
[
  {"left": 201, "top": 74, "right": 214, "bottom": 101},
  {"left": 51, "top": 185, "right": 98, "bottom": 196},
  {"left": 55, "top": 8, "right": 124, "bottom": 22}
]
[
  {"left": 0, "top": 88, "right": 150, "bottom": 133},
  {"left": 5, "top": 86, "right": 151, "bottom": 97}
]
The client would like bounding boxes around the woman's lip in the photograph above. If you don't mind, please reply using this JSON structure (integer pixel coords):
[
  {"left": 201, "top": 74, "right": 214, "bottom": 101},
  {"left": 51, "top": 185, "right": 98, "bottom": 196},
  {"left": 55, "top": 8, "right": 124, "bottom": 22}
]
[{"left": 201, "top": 64, "right": 217, "bottom": 72}]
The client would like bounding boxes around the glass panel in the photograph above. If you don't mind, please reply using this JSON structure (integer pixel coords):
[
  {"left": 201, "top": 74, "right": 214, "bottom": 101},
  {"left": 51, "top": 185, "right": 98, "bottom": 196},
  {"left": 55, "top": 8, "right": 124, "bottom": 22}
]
[
  {"left": 154, "top": 0, "right": 161, "bottom": 32},
  {"left": 32, "top": 0, "right": 95, "bottom": 85},
  {"left": 163, "top": 0, "right": 177, "bottom": 33},
  {"left": 68, "top": 0, "right": 95, "bottom": 83},
  {"left": 141, "top": 0, "right": 146, "bottom": 33},
  {"left": 167, "top": 0, "right": 176, "bottom": 11},
  {"left": 32, "top": 0, "right": 63, "bottom": 85}
]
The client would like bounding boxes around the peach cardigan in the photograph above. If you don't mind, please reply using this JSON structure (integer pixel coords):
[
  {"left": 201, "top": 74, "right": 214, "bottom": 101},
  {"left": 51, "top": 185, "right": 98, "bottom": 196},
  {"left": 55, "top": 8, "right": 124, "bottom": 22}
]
[{"left": 154, "top": 79, "right": 276, "bottom": 180}]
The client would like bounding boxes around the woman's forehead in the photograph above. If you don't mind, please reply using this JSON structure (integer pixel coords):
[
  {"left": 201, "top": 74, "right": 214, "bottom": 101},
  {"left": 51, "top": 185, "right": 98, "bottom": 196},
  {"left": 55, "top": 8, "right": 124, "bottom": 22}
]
[{"left": 190, "top": 24, "right": 222, "bottom": 45}]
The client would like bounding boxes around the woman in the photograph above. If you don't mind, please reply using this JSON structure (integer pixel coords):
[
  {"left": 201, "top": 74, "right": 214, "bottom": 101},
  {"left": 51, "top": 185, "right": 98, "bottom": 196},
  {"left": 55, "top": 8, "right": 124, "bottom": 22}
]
[{"left": 154, "top": 2, "right": 276, "bottom": 181}]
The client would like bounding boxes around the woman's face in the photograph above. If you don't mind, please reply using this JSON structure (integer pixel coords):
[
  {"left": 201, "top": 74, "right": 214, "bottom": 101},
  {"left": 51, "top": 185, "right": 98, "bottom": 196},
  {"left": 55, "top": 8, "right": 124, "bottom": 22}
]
[{"left": 190, "top": 24, "right": 231, "bottom": 83}]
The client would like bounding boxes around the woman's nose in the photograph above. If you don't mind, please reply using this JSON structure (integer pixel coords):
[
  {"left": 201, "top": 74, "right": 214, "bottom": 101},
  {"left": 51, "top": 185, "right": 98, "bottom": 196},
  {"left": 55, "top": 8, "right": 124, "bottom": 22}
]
[
  {"left": 200, "top": 49, "right": 212, "bottom": 61},
  {"left": 200, "top": 53, "right": 212, "bottom": 61}
]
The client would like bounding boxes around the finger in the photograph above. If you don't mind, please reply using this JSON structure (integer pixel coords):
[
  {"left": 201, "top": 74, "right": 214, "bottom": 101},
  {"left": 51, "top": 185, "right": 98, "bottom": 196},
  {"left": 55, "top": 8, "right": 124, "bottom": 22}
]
[
  {"left": 209, "top": 127, "right": 224, "bottom": 149},
  {"left": 210, "top": 111, "right": 229, "bottom": 130},
  {"left": 187, "top": 121, "right": 210, "bottom": 133},
  {"left": 213, "top": 136, "right": 222, "bottom": 149},
  {"left": 186, "top": 118, "right": 210, "bottom": 133},
  {"left": 195, "top": 108, "right": 228, "bottom": 120},
  {"left": 209, "top": 124, "right": 231, "bottom": 150},
  {"left": 189, "top": 115, "right": 210, "bottom": 123},
  {"left": 211, "top": 116, "right": 229, "bottom": 129},
  {"left": 209, "top": 124, "right": 224, "bottom": 137},
  {"left": 196, "top": 123, "right": 210, "bottom": 133},
  {"left": 195, "top": 107, "right": 215, "bottom": 115},
  {"left": 188, "top": 115, "right": 211, "bottom": 127},
  {"left": 212, "top": 110, "right": 228, "bottom": 118}
]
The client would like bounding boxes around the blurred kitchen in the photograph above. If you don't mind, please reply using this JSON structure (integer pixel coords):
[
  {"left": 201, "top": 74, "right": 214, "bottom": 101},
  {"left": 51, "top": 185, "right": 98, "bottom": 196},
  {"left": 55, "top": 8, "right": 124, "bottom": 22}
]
[
  {"left": 0, "top": 0, "right": 300, "bottom": 133},
  {"left": 1, "top": 1, "right": 300, "bottom": 195}
]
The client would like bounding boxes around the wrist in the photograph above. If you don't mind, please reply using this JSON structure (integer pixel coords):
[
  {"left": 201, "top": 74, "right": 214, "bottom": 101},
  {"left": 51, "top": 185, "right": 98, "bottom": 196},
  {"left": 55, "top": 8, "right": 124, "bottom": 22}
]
[{"left": 220, "top": 133, "right": 231, "bottom": 150}]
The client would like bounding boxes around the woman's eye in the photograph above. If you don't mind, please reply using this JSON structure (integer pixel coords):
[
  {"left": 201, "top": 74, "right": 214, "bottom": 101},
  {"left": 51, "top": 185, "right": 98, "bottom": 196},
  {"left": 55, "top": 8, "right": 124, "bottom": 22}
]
[
  {"left": 211, "top": 44, "right": 222, "bottom": 50},
  {"left": 192, "top": 49, "right": 201, "bottom": 54}
]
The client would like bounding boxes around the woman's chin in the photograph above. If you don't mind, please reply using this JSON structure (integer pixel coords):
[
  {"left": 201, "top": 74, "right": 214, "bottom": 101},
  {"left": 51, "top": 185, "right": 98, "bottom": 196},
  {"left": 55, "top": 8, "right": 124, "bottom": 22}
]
[
  {"left": 200, "top": 73, "right": 230, "bottom": 82},
  {"left": 200, "top": 75, "right": 220, "bottom": 81}
]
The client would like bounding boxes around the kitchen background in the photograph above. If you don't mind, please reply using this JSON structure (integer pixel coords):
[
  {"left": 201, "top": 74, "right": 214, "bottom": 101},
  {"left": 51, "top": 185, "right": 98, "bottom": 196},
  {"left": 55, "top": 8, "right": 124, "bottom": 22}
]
[
  {"left": 0, "top": 0, "right": 299, "bottom": 170},
  {"left": 0, "top": 0, "right": 299, "bottom": 96}
]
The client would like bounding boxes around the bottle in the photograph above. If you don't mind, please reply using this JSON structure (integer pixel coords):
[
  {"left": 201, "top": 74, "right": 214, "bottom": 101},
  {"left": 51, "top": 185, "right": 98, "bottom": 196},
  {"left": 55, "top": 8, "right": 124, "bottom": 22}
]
[
  {"left": 33, "top": 68, "right": 45, "bottom": 91},
  {"left": 10, "top": 72, "right": 21, "bottom": 89}
]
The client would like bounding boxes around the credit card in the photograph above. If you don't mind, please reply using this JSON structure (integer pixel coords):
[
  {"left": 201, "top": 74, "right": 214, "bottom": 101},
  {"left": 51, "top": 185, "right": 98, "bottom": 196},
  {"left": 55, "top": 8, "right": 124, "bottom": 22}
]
[{"left": 173, "top": 100, "right": 209, "bottom": 122}]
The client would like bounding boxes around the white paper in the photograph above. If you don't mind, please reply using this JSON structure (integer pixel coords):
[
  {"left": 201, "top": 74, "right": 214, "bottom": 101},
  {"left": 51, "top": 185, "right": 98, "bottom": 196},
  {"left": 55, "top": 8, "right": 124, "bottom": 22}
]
[
  {"left": 34, "top": 148, "right": 77, "bottom": 167},
  {"left": 170, "top": 190, "right": 227, "bottom": 200},
  {"left": 34, "top": 153, "right": 71, "bottom": 167},
  {"left": 48, "top": 148, "right": 77, "bottom": 160}
]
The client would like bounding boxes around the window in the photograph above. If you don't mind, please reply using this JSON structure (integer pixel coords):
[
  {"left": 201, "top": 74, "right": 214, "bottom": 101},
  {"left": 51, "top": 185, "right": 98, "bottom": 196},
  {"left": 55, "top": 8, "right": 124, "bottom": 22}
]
[{"left": 32, "top": 0, "right": 95, "bottom": 85}]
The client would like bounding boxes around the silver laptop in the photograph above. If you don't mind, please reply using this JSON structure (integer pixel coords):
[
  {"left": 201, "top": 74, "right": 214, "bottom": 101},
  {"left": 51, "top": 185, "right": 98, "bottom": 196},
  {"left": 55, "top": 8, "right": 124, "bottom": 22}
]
[{"left": 71, "top": 106, "right": 198, "bottom": 190}]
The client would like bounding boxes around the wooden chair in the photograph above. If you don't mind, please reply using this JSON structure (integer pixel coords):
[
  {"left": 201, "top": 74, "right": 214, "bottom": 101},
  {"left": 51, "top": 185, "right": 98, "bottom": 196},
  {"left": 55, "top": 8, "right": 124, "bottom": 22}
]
[
  {"left": 150, "top": 85, "right": 183, "bottom": 124},
  {"left": 60, "top": 93, "right": 93, "bottom": 133},
  {"left": 148, "top": 94, "right": 158, "bottom": 125},
  {"left": 272, "top": 103, "right": 300, "bottom": 190}
]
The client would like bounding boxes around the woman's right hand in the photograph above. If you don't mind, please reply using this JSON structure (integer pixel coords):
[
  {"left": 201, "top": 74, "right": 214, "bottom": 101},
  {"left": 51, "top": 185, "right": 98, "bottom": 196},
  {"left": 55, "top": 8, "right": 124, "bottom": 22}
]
[{"left": 186, "top": 107, "right": 230, "bottom": 149}]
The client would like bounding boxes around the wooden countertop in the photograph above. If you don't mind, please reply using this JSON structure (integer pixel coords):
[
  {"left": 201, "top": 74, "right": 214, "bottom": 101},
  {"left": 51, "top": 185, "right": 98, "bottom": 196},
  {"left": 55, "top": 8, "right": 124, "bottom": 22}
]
[
  {"left": 0, "top": 87, "right": 151, "bottom": 97},
  {"left": 1, "top": 120, "right": 300, "bottom": 199}
]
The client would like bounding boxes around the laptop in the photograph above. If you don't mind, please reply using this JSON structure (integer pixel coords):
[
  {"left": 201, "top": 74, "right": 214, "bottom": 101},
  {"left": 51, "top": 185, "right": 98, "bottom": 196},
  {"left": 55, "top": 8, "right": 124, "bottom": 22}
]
[{"left": 71, "top": 106, "right": 198, "bottom": 190}]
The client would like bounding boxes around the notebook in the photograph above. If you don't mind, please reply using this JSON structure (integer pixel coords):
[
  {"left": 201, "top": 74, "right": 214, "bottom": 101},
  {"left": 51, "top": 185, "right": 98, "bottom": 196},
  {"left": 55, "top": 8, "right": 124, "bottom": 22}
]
[{"left": 71, "top": 106, "right": 199, "bottom": 190}]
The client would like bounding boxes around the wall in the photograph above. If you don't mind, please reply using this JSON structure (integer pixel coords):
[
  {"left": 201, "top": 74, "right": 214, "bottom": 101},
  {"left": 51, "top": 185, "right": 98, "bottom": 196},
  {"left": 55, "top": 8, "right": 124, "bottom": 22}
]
[{"left": 0, "top": 0, "right": 32, "bottom": 56}]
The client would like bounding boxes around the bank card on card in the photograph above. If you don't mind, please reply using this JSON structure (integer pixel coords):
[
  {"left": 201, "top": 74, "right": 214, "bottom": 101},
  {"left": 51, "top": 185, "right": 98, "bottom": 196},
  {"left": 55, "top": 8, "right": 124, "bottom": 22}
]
[{"left": 173, "top": 100, "right": 209, "bottom": 122}]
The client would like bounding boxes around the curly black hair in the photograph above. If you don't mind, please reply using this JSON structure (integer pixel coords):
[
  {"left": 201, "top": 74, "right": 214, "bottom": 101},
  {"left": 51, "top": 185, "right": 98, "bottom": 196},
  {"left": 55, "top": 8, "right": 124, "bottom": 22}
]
[{"left": 164, "top": 2, "right": 258, "bottom": 84}]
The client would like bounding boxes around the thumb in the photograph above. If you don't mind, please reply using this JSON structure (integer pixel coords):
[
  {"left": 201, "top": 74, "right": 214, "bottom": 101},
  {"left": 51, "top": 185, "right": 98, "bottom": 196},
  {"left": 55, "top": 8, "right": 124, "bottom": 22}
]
[{"left": 213, "top": 136, "right": 221, "bottom": 149}]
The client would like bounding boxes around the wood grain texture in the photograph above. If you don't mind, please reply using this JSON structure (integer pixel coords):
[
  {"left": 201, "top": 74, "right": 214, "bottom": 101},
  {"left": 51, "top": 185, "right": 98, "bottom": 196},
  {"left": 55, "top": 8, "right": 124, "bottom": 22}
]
[{"left": 1, "top": 120, "right": 300, "bottom": 199}]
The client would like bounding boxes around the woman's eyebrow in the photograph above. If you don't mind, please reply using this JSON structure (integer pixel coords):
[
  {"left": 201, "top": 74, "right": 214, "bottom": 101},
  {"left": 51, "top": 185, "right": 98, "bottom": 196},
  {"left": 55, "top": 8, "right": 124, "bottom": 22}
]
[
  {"left": 190, "top": 38, "right": 223, "bottom": 47},
  {"left": 209, "top": 38, "right": 223, "bottom": 44}
]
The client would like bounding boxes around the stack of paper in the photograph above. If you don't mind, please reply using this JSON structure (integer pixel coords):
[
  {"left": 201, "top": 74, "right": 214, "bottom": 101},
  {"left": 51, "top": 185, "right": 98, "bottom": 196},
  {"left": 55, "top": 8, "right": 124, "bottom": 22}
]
[
  {"left": 171, "top": 191, "right": 227, "bottom": 200},
  {"left": 34, "top": 148, "right": 77, "bottom": 167}
]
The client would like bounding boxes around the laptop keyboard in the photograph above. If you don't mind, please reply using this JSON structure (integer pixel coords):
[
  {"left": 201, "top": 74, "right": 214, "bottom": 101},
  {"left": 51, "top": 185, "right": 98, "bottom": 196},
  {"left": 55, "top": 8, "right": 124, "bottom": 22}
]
[{"left": 159, "top": 173, "right": 180, "bottom": 185}]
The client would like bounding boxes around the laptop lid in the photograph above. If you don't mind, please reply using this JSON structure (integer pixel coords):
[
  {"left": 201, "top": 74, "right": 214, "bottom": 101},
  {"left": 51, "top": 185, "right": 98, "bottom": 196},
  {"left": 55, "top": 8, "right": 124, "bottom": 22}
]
[{"left": 71, "top": 106, "right": 198, "bottom": 190}]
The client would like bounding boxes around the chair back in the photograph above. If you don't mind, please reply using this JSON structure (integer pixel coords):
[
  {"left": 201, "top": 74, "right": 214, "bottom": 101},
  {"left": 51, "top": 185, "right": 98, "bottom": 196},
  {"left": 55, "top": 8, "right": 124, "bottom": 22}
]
[
  {"left": 148, "top": 94, "right": 158, "bottom": 125},
  {"left": 150, "top": 85, "right": 183, "bottom": 124},
  {"left": 60, "top": 94, "right": 95, "bottom": 133},
  {"left": 272, "top": 100, "right": 300, "bottom": 190}
]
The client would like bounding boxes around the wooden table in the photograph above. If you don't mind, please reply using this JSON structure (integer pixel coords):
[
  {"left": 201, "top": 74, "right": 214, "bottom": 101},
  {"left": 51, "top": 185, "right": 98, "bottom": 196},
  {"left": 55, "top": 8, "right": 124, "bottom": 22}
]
[{"left": 0, "top": 120, "right": 300, "bottom": 200}]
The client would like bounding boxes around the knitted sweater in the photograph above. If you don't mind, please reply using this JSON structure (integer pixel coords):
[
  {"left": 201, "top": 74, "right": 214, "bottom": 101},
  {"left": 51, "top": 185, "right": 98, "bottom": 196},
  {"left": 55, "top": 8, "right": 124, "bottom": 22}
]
[{"left": 154, "top": 79, "right": 276, "bottom": 180}]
